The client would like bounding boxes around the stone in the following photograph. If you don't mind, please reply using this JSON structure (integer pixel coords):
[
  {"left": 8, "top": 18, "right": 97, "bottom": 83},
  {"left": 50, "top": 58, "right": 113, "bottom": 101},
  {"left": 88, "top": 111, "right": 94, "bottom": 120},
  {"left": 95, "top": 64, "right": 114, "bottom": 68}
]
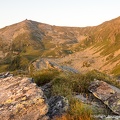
[
  {"left": 88, "top": 80, "right": 120, "bottom": 115},
  {"left": 0, "top": 72, "right": 13, "bottom": 78},
  {"left": 32, "top": 58, "right": 79, "bottom": 73},
  {"left": 41, "top": 82, "right": 52, "bottom": 98},
  {"left": 0, "top": 76, "right": 49, "bottom": 120},
  {"left": 47, "top": 96, "right": 69, "bottom": 118}
]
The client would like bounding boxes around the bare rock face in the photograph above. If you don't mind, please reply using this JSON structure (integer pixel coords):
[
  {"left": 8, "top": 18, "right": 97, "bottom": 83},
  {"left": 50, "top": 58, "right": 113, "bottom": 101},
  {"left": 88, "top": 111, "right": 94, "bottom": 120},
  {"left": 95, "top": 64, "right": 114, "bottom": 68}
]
[
  {"left": 0, "top": 76, "right": 49, "bottom": 120},
  {"left": 32, "top": 58, "right": 78, "bottom": 73},
  {"left": 88, "top": 80, "right": 120, "bottom": 115}
]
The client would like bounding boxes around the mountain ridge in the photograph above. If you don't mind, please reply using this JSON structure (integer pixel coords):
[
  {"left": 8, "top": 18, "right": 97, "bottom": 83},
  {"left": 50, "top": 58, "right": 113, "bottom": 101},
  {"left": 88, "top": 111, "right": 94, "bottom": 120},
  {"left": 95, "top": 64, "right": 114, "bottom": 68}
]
[{"left": 0, "top": 16, "right": 120, "bottom": 76}]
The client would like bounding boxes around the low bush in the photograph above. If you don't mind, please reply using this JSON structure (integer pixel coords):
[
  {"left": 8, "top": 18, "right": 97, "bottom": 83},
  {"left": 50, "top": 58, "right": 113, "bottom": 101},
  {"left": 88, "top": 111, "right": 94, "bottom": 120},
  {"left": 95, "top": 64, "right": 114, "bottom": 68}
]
[
  {"left": 31, "top": 69, "right": 60, "bottom": 86},
  {"left": 51, "top": 73, "right": 73, "bottom": 97},
  {"left": 86, "top": 70, "right": 120, "bottom": 88},
  {"left": 51, "top": 72, "right": 95, "bottom": 96}
]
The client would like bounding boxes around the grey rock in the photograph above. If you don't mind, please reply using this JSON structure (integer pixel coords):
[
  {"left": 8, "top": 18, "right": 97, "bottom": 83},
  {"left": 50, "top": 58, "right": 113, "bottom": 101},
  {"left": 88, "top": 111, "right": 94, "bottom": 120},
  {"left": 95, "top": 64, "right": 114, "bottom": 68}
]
[
  {"left": 41, "top": 82, "right": 52, "bottom": 98},
  {"left": 32, "top": 58, "right": 79, "bottom": 73},
  {"left": 94, "top": 115, "right": 120, "bottom": 120},
  {"left": 47, "top": 96, "right": 69, "bottom": 118},
  {"left": 88, "top": 80, "right": 120, "bottom": 115},
  {"left": 0, "top": 72, "right": 13, "bottom": 78},
  {"left": 28, "top": 78, "right": 34, "bottom": 83}
]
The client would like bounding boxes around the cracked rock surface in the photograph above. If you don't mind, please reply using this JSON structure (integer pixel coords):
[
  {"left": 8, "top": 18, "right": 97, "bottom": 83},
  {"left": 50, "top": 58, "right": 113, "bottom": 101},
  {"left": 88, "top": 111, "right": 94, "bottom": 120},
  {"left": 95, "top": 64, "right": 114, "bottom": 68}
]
[{"left": 0, "top": 76, "right": 49, "bottom": 120}]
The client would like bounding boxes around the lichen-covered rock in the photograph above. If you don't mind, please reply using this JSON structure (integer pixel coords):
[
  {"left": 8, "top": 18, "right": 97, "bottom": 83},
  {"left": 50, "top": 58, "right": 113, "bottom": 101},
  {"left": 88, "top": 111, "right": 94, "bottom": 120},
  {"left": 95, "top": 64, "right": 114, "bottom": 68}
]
[
  {"left": 47, "top": 96, "right": 69, "bottom": 118},
  {"left": 0, "top": 76, "right": 49, "bottom": 120},
  {"left": 88, "top": 80, "right": 120, "bottom": 115},
  {"left": 32, "top": 58, "right": 79, "bottom": 73},
  {"left": 41, "top": 82, "right": 52, "bottom": 98}
]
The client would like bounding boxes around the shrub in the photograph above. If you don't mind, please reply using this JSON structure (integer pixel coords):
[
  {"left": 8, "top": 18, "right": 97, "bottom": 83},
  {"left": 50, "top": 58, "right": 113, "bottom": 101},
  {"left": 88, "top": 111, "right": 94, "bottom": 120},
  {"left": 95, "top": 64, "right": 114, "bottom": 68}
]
[
  {"left": 86, "top": 70, "right": 120, "bottom": 88},
  {"left": 8, "top": 55, "right": 21, "bottom": 70},
  {"left": 51, "top": 73, "right": 74, "bottom": 97},
  {"left": 51, "top": 72, "right": 95, "bottom": 96},
  {"left": 7, "top": 55, "right": 29, "bottom": 71},
  {"left": 20, "top": 57, "right": 29, "bottom": 70},
  {"left": 31, "top": 69, "right": 60, "bottom": 86}
]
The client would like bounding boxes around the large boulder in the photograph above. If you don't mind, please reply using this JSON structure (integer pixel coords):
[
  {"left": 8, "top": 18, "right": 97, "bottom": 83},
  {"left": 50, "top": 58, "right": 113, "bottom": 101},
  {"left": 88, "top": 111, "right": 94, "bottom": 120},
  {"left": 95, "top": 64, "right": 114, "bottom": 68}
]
[
  {"left": 88, "top": 80, "right": 120, "bottom": 115},
  {"left": 0, "top": 76, "right": 49, "bottom": 120}
]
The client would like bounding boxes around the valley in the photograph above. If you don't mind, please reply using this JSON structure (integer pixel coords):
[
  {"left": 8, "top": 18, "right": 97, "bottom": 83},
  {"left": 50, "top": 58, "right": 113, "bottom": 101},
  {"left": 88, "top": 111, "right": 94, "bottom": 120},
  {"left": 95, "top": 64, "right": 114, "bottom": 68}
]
[
  {"left": 0, "top": 17, "right": 120, "bottom": 76},
  {"left": 0, "top": 17, "right": 120, "bottom": 120}
]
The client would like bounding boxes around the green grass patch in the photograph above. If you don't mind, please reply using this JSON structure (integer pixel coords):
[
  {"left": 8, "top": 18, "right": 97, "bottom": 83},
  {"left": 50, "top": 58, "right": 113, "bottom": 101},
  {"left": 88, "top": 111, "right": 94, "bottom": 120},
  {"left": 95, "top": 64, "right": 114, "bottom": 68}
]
[
  {"left": 31, "top": 69, "right": 60, "bottom": 86},
  {"left": 55, "top": 98, "right": 93, "bottom": 120},
  {"left": 51, "top": 70, "right": 120, "bottom": 97}
]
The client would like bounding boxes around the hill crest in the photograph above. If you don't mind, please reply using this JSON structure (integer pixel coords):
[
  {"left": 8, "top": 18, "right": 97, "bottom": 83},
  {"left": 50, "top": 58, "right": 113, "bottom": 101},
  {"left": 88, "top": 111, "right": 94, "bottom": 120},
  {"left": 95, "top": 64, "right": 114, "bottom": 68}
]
[{"left": 0, "top": 16, "right": 120, "bottom": 76}]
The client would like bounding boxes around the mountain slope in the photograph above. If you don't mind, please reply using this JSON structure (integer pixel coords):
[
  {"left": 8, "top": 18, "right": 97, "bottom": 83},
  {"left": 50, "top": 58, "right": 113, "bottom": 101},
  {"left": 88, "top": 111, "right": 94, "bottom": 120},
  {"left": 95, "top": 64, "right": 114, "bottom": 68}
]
[
  {"left": 0, "top": 17, "right": 120, "bottom": 76},
  {"left": 0, "top": 19, "right": 89, "bottom": 57},
  {"left": 88, "top": 17, "right": 120, "bottom": 75}
]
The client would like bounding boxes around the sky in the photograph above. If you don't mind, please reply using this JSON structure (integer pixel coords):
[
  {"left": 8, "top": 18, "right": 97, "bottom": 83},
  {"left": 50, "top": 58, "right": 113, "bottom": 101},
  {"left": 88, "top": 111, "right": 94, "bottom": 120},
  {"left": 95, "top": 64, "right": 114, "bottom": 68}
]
[{"left": 0, "top": 0, "right": 120, "bottom": 28}]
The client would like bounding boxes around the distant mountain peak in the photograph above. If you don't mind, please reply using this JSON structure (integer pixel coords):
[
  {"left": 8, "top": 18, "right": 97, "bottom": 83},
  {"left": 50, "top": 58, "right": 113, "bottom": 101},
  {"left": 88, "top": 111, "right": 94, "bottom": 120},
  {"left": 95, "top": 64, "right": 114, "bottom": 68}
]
[{"left": 0, "top": 16, "right": 120, "bottom": 75}]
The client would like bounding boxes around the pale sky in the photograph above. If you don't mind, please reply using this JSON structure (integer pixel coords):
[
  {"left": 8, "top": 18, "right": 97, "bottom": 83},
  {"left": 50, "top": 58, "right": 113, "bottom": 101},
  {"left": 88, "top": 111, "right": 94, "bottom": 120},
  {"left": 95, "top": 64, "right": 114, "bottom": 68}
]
[{"left": 0, "top": 0, "right": 120, "bottom": 28}]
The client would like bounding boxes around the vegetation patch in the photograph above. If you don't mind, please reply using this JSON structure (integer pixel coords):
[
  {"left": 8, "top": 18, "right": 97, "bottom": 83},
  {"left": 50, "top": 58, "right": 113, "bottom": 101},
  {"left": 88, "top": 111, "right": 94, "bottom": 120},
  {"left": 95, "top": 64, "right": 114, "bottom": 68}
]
[
  {"left": 31, "top": 69, "right": 60, "bottom": 86},
  {"left": 30, "top": 68, "right": 120, "bottom": 119},
  {"left": 55, "top": 98, "right": 93, "bottom": 120}
]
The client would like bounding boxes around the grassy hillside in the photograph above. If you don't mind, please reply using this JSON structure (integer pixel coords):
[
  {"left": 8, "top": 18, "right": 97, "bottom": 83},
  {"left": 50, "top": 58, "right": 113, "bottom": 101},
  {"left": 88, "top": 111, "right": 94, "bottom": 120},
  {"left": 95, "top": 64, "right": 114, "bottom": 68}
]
[{"left": 0, "top": 17, "right": 120, "bottom": 76}]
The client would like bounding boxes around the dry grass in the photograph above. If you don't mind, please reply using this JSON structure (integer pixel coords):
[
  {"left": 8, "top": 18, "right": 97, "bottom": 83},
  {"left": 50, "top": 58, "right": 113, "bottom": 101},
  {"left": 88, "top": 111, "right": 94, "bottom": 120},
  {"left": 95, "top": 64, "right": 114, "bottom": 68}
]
[
  {"left": 54, "top": 99, "right": 93, "bottom": 120},
  {"left": 54, "top": 114, "right": 93, "bottom": 120}
]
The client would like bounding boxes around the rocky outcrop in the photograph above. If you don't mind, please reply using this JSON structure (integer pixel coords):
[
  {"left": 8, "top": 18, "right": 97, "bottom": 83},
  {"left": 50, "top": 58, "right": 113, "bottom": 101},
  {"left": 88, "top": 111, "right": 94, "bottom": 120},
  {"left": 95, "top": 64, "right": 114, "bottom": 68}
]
[
  {"left": 47, "top": 96, "right": 69, "bottom": 118},
  {"left": 32, "top": 58, "right": 79, "bottom": 73},
  {"left": 88, "top": 80, "right": 120, "bottom": 115},
  {"left": 41, "top": 83, "right": 69, "bottom": 118},
  {"left": 0, "top": 76, "right": 49, "bottom": 120}
]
